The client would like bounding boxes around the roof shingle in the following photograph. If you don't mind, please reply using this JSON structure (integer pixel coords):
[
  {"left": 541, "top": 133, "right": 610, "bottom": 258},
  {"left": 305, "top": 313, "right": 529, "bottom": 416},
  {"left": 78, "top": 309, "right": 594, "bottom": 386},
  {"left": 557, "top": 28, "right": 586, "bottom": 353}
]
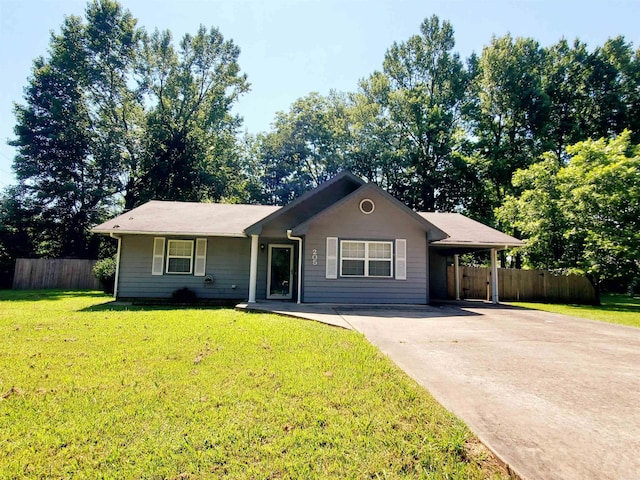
[
  {"left": 92, "top": 200, "right": 280, "bottom": 237},
  {"left": 419, "top": 212, "right": 524, "bottom": 247}
]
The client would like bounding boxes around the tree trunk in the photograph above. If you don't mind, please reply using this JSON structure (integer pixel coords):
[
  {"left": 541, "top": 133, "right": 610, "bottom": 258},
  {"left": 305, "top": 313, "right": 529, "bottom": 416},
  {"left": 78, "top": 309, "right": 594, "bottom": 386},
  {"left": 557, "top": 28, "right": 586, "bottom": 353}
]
[{"left": 586, "top": 274, "right": 601, "bottom": 306}]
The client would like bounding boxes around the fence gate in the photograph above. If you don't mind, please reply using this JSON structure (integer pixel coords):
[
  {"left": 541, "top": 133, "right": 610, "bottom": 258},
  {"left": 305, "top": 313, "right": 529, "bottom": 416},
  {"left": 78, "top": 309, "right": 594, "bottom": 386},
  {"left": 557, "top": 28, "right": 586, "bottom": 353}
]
[{"left": 447, "top": 266, "right": 596, "bottom": 304}]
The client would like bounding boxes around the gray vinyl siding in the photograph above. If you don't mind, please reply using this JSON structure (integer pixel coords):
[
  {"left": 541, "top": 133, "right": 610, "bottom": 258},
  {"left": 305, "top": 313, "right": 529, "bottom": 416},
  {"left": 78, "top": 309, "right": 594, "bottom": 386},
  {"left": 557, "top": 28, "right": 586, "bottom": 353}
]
[
  {"left": 429, "top": 250, "right": 449, "bottom": 300},
  {"left": 117, "top": 235, "right": 252, "bottom": 300},
  {"left": 303, "top": 189, "right": 429, "bottom": 304},
  {"left": 259, "top": 180, "right": 360, "bottom": 237}
]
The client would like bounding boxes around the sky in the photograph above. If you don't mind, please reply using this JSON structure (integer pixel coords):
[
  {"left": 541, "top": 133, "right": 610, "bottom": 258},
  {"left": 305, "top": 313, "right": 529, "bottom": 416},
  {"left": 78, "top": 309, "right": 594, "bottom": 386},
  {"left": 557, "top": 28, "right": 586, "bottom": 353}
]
[{"left": 1, "top": 0, "right": 639, "bottom": 189}]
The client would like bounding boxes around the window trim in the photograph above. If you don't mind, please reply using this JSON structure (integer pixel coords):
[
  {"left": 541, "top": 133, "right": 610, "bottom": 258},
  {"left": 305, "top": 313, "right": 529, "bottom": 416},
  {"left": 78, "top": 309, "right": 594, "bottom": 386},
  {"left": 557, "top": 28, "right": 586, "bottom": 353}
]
[
  {"left": 339, "top": 240, "right": 393, "bottom": 278},
  {"left": 165, "top": 239, "right": 194, "bottom": 274}
]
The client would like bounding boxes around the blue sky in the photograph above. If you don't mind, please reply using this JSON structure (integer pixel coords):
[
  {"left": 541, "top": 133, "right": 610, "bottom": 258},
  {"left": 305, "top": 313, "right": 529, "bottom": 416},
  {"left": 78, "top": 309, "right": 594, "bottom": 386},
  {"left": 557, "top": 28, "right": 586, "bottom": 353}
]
[{"left": 1, "top": 0, "right": 639, "bottom": 188}]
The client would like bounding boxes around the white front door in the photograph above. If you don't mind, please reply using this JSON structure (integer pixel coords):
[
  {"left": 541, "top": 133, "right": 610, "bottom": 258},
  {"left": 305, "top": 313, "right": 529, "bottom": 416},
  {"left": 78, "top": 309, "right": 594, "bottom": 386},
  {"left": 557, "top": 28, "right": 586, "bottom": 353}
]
[{"left": 267, "top": 244, "right": 294, "bottom": 300}]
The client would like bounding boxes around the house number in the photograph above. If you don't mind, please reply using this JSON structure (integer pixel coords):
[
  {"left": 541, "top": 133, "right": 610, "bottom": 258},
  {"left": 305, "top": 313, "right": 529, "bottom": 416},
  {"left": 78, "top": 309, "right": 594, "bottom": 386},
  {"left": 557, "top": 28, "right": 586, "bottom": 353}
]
[{"left": 311, "top": 249, "right": 318, "bottom": 265}]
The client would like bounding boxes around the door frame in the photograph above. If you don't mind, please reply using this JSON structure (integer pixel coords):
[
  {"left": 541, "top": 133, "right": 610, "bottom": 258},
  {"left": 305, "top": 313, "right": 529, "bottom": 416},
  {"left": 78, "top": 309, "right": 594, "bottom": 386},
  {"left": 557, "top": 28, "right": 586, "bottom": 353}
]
[{"left": 266, "top": 244, "right": 294, "bottom": 300}]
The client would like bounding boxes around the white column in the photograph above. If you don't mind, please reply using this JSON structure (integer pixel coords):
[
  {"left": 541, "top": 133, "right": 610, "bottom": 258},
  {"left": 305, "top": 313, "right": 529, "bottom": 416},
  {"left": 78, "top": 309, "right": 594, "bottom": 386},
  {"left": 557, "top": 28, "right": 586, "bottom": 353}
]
[
  {"left": 454, "top": 254, "right": 461, "bottom": 301},
  {"left": 490, "top": 248, "right": 499, "bottom": 304},
  {"left": 248, "top": 234, "right": 259, "bottom": 303}
]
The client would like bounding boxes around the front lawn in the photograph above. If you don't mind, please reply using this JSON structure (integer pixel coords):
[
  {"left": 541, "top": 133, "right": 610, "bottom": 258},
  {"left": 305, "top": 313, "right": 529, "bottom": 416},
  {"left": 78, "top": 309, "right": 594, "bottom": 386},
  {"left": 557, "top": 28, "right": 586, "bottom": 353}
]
[
  {"left": 0, "top": 290, "right": 507, "bottom": 479},
  {"left": 510, "top": 294, "right": 640, "bottom": 328}
]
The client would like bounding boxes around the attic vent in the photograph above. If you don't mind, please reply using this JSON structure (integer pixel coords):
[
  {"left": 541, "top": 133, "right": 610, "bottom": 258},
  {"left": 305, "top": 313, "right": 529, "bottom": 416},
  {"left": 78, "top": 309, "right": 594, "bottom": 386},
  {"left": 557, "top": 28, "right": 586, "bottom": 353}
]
[{"left": 359, "top": 198, "right": 375, "bottom": 215}]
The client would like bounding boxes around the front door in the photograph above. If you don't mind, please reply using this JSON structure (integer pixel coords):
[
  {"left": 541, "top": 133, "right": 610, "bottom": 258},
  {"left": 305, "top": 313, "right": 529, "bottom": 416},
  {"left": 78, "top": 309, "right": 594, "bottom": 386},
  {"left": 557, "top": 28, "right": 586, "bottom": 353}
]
[{"left": 267, "top": 244, "right": 294, "bottom": 299}]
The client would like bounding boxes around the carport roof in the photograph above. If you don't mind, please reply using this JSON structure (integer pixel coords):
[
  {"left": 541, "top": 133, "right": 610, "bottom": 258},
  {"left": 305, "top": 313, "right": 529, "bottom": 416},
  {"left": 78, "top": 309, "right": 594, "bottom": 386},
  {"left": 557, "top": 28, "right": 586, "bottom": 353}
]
[{"left": 419, "top": 212, "right": 524, "bottom": 249}]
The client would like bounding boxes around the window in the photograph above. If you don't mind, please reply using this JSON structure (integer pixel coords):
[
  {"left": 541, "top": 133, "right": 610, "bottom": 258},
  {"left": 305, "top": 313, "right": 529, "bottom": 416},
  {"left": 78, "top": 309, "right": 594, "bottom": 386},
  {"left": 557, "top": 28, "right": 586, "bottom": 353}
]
[
  {"left": 340, "top": 240, "right": 393, "bottom": 278},
  {"left": 359, "top": 198, "right": 375, "bottom": 214},
  {"left": 166, "top": 240, "right": 194, "bottom": 274}
]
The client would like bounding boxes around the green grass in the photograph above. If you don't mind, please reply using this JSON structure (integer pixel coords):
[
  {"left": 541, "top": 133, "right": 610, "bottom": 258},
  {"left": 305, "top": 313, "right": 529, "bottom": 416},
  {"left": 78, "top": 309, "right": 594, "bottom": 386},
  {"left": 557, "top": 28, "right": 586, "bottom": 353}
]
[
  {"left": 0, "top": 290, "right": 507, "bottom": 479},
  {"left": 510, "top": 293, "right": 640, "bottom": 328}
]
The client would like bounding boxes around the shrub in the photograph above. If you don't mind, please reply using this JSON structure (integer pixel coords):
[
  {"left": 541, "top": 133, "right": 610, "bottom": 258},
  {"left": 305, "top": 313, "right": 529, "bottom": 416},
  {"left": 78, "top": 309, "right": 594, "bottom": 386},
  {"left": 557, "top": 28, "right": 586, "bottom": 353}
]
[
  {"left": 172, "top": 287, "right": 197, "bottom": 303},
  {"left": 93, "top": 257, "right": 116, "bottom": 294}
]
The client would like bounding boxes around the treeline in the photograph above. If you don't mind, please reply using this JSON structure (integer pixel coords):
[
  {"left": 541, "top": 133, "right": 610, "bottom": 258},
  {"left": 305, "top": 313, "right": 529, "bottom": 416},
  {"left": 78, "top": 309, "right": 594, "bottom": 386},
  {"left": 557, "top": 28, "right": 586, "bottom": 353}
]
[{"left": 1, "top": 1, "right": 639, "bottom": 291}]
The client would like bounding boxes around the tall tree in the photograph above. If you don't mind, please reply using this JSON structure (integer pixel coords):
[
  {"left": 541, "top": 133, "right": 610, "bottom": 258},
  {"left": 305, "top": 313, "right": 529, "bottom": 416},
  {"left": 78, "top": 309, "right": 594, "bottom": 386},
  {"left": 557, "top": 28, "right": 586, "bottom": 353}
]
[
  {"left": 374, "top": 15, "right": 470, "bottom": 211},
  {"left": 8, "top": 0, "right": 250, "bottom": 260},
  {"left": 135, "top": 26, "right": 249, "bottom": 205},
  {"left": 542, "top": 39, "right": 591, "bottom": 160},
  {"left": 348, "top": 72, "right": 411, "bottom": 195},
  {"left": 84, "top": 0, "right": 145, "bottom": 211},
  {"left": 468, "top": 34, "right": 549, "bottom": 210},
  {"left": 583, "top": 37, "right": 640, "bottom": 142},
  {"left": 256, "top": 91, "right": 350, "bottom": 204},
  {"left": 10, "top": 11, "right": 117, "bottom": 257}
]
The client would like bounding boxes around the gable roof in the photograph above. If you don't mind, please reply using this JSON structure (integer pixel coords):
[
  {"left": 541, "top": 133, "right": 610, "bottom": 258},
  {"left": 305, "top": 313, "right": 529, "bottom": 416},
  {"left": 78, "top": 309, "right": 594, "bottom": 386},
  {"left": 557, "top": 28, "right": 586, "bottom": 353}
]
[
  {"left": 91, "top": 174, "right": 524, "bottom": 250},
  {"left": 419, "top": 213, "right": 524, "bottom": 248},
  {"left": 291, "top": 182, "right": 449, "bottom": 241},
  {"left": 91, "top": 200, "right": 280, "bottom": 237},
  {"left": 244, "top": 171, "right": 364, "bottom": 235}
]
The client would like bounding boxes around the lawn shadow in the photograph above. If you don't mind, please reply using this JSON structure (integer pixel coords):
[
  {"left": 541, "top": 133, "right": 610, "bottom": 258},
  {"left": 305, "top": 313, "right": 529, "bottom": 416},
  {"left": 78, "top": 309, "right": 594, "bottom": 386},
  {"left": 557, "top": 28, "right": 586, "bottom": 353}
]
[
  {"left": 598, "top": 294, "right": 640, "bottom": 313},
  {"left": 0, "top": 289, "right": 107, "bottom": 302},
  {"left": 81, "top": 300, "right": 235, "bottom": 312},
  {"left": 334, "top": 305, "right": 484, "bottom": 319}
]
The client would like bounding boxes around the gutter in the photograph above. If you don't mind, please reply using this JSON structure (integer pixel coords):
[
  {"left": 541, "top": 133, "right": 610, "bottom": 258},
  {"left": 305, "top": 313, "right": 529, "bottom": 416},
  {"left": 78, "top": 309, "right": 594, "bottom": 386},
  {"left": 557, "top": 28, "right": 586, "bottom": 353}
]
[
  {"left": 286, "top": 230, "right": 303, "bottom": 305},
  {"left": 94, "top": 229, "right": 247, "bottom": 238},
  {"left": 109, "top": 233, "right": 122, "bottom": 299}
]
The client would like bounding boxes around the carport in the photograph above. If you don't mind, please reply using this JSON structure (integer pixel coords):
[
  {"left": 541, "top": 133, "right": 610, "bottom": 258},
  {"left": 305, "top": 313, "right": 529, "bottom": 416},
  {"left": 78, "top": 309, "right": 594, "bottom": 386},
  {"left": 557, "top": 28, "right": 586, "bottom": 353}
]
[{"left": 420, "top": 213, "right": 525, "bottom": 303}]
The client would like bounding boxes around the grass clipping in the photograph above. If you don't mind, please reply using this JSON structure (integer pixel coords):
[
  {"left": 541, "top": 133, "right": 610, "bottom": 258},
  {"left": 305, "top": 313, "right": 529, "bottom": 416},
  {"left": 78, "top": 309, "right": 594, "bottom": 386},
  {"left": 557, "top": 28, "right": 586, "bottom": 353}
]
[{"left": 0, "top": 291, "right": 510, "bottom": 479}]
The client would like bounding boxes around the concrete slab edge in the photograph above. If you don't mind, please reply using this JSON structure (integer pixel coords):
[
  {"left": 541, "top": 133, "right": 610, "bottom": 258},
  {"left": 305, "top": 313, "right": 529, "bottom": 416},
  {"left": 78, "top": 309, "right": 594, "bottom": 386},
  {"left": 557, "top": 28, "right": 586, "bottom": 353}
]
[
  {"left": 234, "top": 303, "right": 353, "bottom": 330},
  {"left": 381, "top": 353, "right": 525, "bottom": 480}
]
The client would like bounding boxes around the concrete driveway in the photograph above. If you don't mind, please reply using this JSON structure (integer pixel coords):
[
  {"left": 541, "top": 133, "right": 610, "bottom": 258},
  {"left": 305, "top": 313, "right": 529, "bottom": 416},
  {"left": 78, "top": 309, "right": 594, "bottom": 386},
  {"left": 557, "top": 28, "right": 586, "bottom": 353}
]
[{"left": 337, "top": 303, "right": 640, "bottom": 480}]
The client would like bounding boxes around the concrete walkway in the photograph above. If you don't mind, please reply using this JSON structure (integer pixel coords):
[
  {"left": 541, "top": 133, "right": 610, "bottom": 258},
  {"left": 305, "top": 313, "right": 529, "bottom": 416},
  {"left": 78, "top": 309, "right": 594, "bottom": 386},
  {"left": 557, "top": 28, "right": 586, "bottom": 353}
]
[
  {"left": 239, "top": 300, "right": 640, "bottom": 480},
  {"left": 235, "top": 301, "right": 354, "bottom": 329}
]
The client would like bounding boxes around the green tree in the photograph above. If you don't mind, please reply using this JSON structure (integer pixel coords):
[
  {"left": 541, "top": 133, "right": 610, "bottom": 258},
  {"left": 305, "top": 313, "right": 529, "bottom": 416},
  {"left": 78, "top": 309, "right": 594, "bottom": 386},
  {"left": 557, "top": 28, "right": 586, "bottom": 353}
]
[
  {"left": 10, "top": 12, "right": 114, "bottom": 257},
  {"left": 497, "top": 153, "right": 566, "bottom": 268},
  {"left": 498, "top": 131, "right": 640, "bottom": 301},
  {"left": 0, "top": 187, "right": 40, "bottom": 287},
  {"left": 135, "top": 26, "right": 249, "bottom": 205},
  {"left": 256, "top": 91, "right": 350, "bottom": 204},
  {"left": 8, "top": 0, "right": 251, "bottom": 261},
  {"left": 469, "top": 34, "right": 550, "bottom": 211},
  {"left": 348, "top": 72, "right": 411, "bottom": 195},
  {"left": 560, "top": 131, "right": 640, "bottom": 296},
  {"left": 84, "top": 0, "right": 145, "bottom": 211},
  {"left": 374, "top": 15, "right": 470, "bottom": 211},
  {"left": 542, "top": 39, "right": 591, "bottom": 160}
]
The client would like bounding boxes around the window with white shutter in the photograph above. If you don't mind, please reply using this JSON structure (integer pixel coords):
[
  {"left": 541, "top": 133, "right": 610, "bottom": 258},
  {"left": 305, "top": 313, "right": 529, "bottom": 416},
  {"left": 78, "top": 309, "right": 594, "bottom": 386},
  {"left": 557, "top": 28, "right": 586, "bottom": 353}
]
[{"left": 152, "top": 237, "right": 165, "bottom": 275}]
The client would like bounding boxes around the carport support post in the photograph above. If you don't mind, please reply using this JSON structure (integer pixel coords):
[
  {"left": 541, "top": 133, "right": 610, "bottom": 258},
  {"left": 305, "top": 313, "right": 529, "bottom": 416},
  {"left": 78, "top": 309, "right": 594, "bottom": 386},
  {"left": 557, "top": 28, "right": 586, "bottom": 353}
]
[
  {"left": 454, "top": 254, "right": 461, "bottom": 300},
  {"left": 248, "top": 234, "right": 258, "bottom": 303},
  {"left": 490, "top": 248, "right": 499, "bottom": 304}
]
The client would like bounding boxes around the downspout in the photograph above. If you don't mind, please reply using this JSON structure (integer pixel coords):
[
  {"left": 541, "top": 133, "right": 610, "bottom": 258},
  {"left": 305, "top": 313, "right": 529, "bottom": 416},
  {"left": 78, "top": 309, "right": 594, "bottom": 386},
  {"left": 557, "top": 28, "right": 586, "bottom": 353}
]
[
  {"left": 287, "top": 230, "right": 303, "bottom": 305},
  {"left": 109, "top": 233, "right": 122, "bottom": 299}
]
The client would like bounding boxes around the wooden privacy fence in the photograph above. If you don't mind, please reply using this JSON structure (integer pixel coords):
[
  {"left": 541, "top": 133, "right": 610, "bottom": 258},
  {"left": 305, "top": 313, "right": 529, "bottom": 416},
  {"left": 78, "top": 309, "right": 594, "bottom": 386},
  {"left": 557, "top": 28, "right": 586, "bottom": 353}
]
[
  {"left": 447, "top": 266, "right": 596, "bottom": 304},
  {"left": 13, "top": 258, "right": 100, "bottom": 290}
]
